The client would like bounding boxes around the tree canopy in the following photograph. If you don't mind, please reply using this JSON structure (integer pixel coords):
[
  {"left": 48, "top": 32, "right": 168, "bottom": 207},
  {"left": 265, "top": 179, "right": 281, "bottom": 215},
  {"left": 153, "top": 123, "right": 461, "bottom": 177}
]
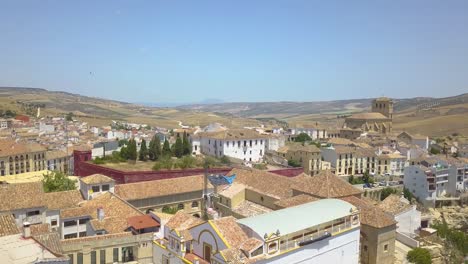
[
  {"left": 42, "top": 171, "right": 77, "bottom": 193},
  {"left": 139, "top": 139, "right": 148, "bottom": 161},
  {"left": 174, "top": 137, "right": 184, "bottom": 158},
  {"left": 182, "top": 132, "right": 192, "bottom": 156},
  {"left": 127, "top": 138, "right": 137, "bottom": 161},
  {"left": 149, "top": 135, "right": 162, "bottom": 161},
  {"left": 406, "top": 248, "right": 432, "bottom": 264},
  {"left": 294, "top": 133, "right": 312, "bottom": 143},
  {"left": 162, "top": 139, "right": 172, "bottom": 157}
]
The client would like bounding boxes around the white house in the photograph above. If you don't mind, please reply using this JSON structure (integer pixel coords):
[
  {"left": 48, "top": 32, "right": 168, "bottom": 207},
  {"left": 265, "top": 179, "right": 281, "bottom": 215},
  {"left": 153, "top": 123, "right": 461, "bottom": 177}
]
[{"left": 198, "top": 129, "right": 268, "bottom": 163}]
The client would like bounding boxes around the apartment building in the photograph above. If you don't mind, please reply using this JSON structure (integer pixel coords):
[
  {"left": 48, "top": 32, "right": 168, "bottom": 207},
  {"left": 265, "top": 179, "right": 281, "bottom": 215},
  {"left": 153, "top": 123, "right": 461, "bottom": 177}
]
[
  {"left": 0, "top": 140, "right": 47, "bottom": 176},
  {"left": 276, "top": 143, "right": 321, "bottom": 175},
  {"left": 154, "top": 199, "right": 361, "bottom": 264},
  {"left": 198, "top": 129, "right": 267, "bottom": 162},
  {"left": 46, "top": 150, "right": 70, "bottom": 174},
  {"left": 321, "top": 145, "right": 356, "bottom": 176}
]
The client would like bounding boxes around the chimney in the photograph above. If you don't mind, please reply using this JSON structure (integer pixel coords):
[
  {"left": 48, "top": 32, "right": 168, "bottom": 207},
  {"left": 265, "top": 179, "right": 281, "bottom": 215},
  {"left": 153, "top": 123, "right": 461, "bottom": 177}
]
[
  {"left": 194, "top": 258, "right": 200, "bottom": 264},
  {"left": 97, "top": 207, "right": 105, "bottom": 221},
  {"left": 23, "top": 222, "right": 31, "bottom": 238}
]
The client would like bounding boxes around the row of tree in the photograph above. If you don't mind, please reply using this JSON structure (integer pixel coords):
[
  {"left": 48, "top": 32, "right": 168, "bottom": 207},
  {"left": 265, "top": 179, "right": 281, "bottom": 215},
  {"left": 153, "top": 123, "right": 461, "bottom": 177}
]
[{"left": 120, "top": 132, "right": 192, "bottom": 162}]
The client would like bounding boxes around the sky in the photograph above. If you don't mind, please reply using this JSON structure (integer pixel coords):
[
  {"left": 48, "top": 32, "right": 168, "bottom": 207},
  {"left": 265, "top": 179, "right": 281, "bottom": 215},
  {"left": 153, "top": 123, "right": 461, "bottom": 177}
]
[{"left": 1, "top": 1, "right": 467, "bottom": 104}]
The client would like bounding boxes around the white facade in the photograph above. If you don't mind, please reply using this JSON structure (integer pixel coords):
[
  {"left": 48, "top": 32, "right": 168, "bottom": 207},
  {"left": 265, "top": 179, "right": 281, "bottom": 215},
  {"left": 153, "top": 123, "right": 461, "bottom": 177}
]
[
  {"left": 200, "top": 137, "right": 266, "bottom": 162},
  {"left": 403, "top": 165, "right": 457, "bottom": 207},
  {"left": 79, "top": 180, "right": 115, "bottom": 200},
  {"left": 290, "top": 128, "right": 328, "bottom": 140},
  {"left": 266, "top": 135, "right": 285, "bottom": 151},
  {"left": 394, "top": 206, "right": 421, "bottom": 236}
]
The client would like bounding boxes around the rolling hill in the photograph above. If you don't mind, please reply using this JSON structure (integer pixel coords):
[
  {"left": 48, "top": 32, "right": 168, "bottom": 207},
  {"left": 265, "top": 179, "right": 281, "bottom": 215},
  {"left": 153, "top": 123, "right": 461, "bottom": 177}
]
[{"left": 1, "top": 87, "right": 467, "bottom": 136}]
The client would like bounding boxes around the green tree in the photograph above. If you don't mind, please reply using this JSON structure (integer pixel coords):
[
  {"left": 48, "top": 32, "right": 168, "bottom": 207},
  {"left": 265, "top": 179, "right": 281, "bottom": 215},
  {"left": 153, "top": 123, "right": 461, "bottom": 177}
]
[
  {"left": 175, "top": 155, "right": 197, "bottom": 169},
  {"left": 152, "top": 156, "right": 174, "bottom": 170},
  {"left": 174, "top": 137, "right": 184, "bottom": 158},
  {"left": 294, "top": 133, "right": 312, "bottom": 143},
  {"left": 288, "top": 159, "right": 301, "bottom": 167},
  {"left": 127, "top": 139, "right": 137, "bottom": 161},
  {"left": 139, "top": 139, "right": 148, "bottom": 161},
  {"left": 380, "top": 187, "right": 398, "bottom": 201},
  {"left": 182, "top": 132, "right": 192, "bottom": 156},
  {"left": 148, "top": 135, "right": 162, "bottom": 161},
  {"left": 406, "top": 248, "right": 432, "bottom": 264},
  {"left": 403, "top": 187, "right": 415, "bottom": 201},
  {"left": 65, "top": 112, "right": 74, "bottom": 121},
  {"left": 430, "top": 147, "right": 440, "bottom": 155},
  {"left": 120, "top": 146, "right": 129, "bottom": 160},
  {"left": 162, "top": 139, "right": 171, "bottom": 157},
  {"left": 42, "top": 171, "right": 77, "bottom": 193},
  {"left": 220, "top": 155, "right": 231, "bottom": 166}
]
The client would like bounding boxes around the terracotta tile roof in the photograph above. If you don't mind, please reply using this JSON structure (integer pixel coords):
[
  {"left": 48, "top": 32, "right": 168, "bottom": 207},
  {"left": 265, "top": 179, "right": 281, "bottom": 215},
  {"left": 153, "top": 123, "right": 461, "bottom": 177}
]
[
  {"left": 0, "top": 140, "right": 45, "bottom": 158},
  {"left": 127, "top": 215, "right": 160, "bottom": 230},
  {"left": 291, "top": 170, "right": 362, "bottom": 198},
  {"left": 80, "top": 174, "right": 115, "bottom": 185},
  {"left": 228, "top": 168, "right": 295, "bottom": 199},
  {"left": 354, "top": 147, "right": 377, "bottom": 158},
  {"left": 30, "top": 223, "right": 50, "bottom": 236},
  {"left": 240, "top": 237, "right": 263, "bottom": 252},
  {"left": 341, "top": 196, "right": 396, "bottom": 228},
  {"left": 43, "top": 190, "right": 83, "bottom": 210},
  {"left": 197, "top": 129, "right": 268, "bottom": 140},
  {"left": 332, "top": 145, "right": 356, "bottom": 154},
  {"left": 274, "top": 194, "right": 319, "bottom": 209},
  {"left": 0, "top": 182, "right": 46, "bottom": 211},
  {"left": 327, "top": 138, "right": 355, "bottom": 146},
  {"left": 210, "top": 217, "right": 249, "bottom": 248},
  {"left": 33, "top": 232, "right": 63, "bottom": 255},
  {"left": 378, "top": 194, "right": 412, "bottom": 216},
  {"left": 45, "top": 150, "right": 68, "bottom": 160},
  {"left": 347, "top": 112, "right": 389, "bottom": 120},
  {"left": 218, "top": 183, "right": 246, "bottom": 199},
  {"left": 184, "top": 253, "right": 210, "bottom": 264},
  {"left": 115, "top": 174, "right": 207, "bottom": 201},
  {"left": 232, "top": 200, "right": 273, "bottom": 218},
  {"left": 277, "top": 143, "right": 320, "bottom": 154},
  {"left": 60, "top": 192, "right": 142, "bottom": 234},
  {"left": 60, "top": 232, "right": 132, "bottom": 245},
  {"left": 0, "top": 214, "right": 20, "bottom": 237},
  {"left": 165, "top": 211, "right": 204, "bottom": 234}
]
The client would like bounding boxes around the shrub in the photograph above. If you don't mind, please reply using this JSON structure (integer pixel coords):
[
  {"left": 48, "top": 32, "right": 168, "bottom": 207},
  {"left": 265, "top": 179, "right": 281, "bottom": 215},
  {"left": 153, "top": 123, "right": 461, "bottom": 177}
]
[
  {"left": 430, "top": 147, "right": 440, "bottom": 155},
  {"left": 407, "top": 248, "right": 432, "bottom": 264},
  {"left": 175, "top": 155, "right": 197, "bottom": 169},
  {"left": 294, "top": 133, "right": 312, "bottom": 143},
  {"left": 380, "top": 187, "right": 398, "bottom": 201},
  {"left": 288, "top": 159, "right": 301, "bottom": 167},
  {"left": 253, "top": 163, "right": 267, "bottom": 170},
  {"left": 152, "top": 156, "right": 174, "bottom": 170}
]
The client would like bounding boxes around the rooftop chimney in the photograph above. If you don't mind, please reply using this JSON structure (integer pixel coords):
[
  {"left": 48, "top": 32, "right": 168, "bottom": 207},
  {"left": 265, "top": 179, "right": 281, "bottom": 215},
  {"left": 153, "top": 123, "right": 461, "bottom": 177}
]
[
  {"left": 193, "top": 258, "right": 200, "bottom": 264},
  {"left": 97, "top": 207, "right": 105, "bottom": 221},
  {"left": 23, "top": 222, "right": 31, "bottom": 238}
]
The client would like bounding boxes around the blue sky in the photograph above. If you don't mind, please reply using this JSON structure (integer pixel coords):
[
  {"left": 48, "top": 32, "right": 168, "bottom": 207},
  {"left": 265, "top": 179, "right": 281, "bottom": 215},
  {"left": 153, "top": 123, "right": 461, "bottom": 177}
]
[{"left": 1, "top": 1, "right": 467, "bottom": 104}]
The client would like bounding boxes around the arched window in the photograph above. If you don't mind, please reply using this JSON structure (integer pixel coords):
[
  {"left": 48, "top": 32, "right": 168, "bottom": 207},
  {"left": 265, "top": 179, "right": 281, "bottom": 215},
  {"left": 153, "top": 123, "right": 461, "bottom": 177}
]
[
  {"left": 191, "top": 201, "right": 199, "bottom": 208},
  {"left": 15, "top": 156, "right": 19, "bottom": 162},
  {"left": 268, "top": 242, "right": 278, "bottom": 253},
  {"left": 20, "top": 155, "right": 24, "bottom": 161}
]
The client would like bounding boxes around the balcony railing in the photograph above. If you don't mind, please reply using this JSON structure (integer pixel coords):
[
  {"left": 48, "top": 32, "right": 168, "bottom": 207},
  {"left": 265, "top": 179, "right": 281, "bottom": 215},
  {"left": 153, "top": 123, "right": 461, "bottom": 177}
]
[{"left": 279, "top": 222, "right": 353, "bottom": 252}]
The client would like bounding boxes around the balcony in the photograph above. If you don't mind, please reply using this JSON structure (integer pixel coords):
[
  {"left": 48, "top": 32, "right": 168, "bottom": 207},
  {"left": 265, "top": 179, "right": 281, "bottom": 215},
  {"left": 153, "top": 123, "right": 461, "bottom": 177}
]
[{"left": 279, "top": 221, "right": 353, "bottom": 252}]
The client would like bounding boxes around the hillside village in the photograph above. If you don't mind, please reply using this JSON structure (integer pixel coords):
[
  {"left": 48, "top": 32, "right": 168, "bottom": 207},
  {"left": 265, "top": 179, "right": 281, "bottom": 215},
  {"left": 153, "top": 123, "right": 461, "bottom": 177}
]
[{"left": 0, "top": 96, "right": 467, "bottom": 264}]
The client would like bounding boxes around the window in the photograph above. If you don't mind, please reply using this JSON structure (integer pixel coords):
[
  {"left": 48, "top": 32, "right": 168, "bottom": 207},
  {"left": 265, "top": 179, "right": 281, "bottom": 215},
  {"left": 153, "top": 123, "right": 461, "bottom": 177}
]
[
  {"left": 76, "top": 252, "right": 83, "bottom": 264},
  {"left": 384, "top": 244, "right": 389, "bottom": 252},
  {"left": 268, "top": 242, "right": 278, "bottom": 253},
  {"left": 102, "top": 184, "right": 110, "bottom": 191},
  {"left": 100, "top": 250, "right": 106, "bottom": 264},
  {"left": 64, "top": 220, "right": 77, "bottom": 227},
  {"left": 27, "top": 210, "right": 40, "bottom": 216},
  {"left": 64, "top": 233, "right": 78, "bottom": 239},
  {"left": 92, "top": 185, "right": 100, "bottom": 192},
  {"left": 79, "top": 231, "right": 87, "bottom": 237},
  {"left": 244, "top": 140, "right": 247, "bottom": 146},
  {"left": 51, "top": 219, "right": 58, "bottom": 226},
  {"left": 255, "top": 140, "right": 258, "bottom": 145},
  {"left": 162, "top": 256, "right": 170, "bottom": 264},
  {"left": 249, "top": 140, "right": 252, "bottom": 147},
  {"left": 91, "top": 251, "right": 97, "bottom": 264},
  {"left": 113, "top": 248, "right": 119, "bottom": 262},
  {"left": 68, "top": 254, "right": 74, "bottom": 264},
  {"left": 191, "top": 201, "right": 199, "bottom": 208},
  {"left": 178, "top": 203, "right": 184, "bottom": 210},
  {"left": 79, "top": 218, "right": 89, "bottom": 225}
]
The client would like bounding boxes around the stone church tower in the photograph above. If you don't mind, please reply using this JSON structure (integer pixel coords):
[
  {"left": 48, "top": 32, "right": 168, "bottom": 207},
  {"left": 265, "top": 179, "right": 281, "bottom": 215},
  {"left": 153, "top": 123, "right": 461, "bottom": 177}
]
[{"left": 371, "top": 97, "right": 393, "bottom": 120}]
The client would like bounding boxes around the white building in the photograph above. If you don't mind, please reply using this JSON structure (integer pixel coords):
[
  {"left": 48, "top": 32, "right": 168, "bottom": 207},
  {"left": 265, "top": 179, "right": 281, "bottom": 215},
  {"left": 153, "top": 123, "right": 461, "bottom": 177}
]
[
  {"left": 403, "top": 160, "right": 457, "bottom": 207},
  {"left": 153, "top": 199, "right": 361, "bottom": 264},
  {"left": 378, "top": 195, "right": 421, "bottom": 238},
  {"left": 289, "top": 127, "right": 328, "bottom": 140},
  {"left": 198, "top": 129, "right": 268, "bottom": 163},
  {"left": 265, "top": 134, "right": 285, "bottom": 151}
]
